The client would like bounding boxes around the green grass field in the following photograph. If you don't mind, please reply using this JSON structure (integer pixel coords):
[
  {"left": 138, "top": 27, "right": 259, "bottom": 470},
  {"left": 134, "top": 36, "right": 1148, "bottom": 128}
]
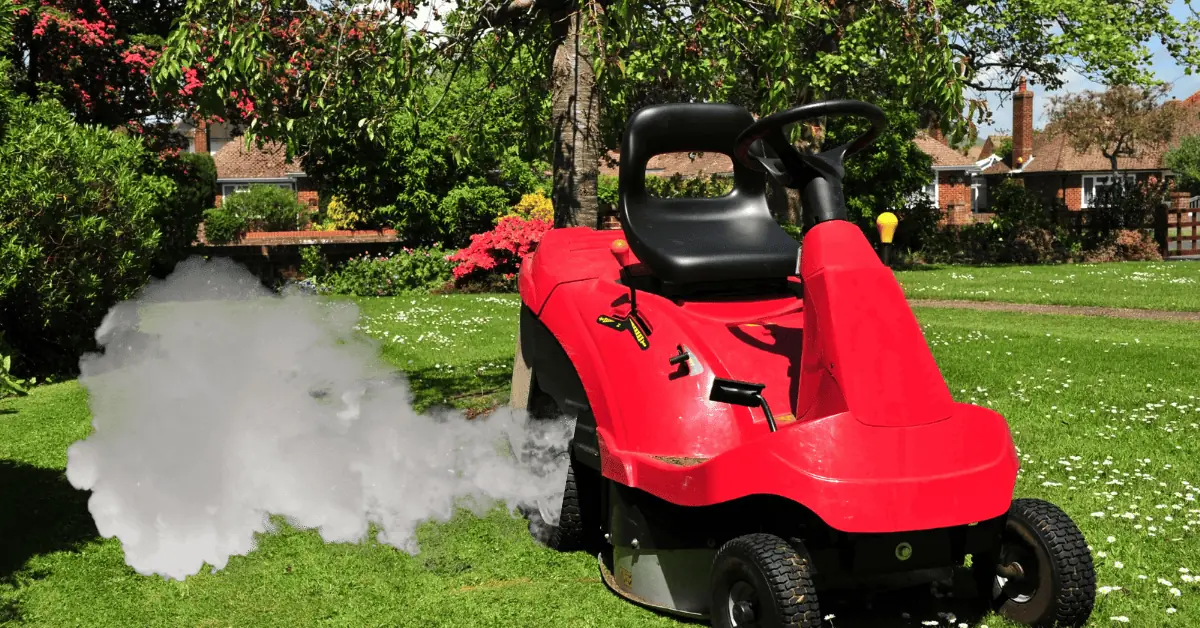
[
  {"left": 3, "top": 294, "right": 1199, "bottom": 626},
  {"left": 897, "top": 262, "right": 1200, "bottom": 311}
]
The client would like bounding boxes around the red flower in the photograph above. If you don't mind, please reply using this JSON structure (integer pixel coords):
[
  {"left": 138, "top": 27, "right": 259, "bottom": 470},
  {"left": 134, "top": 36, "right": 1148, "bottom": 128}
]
[{"left": 448, "top": 216, "right": 551, "bottom": 282}]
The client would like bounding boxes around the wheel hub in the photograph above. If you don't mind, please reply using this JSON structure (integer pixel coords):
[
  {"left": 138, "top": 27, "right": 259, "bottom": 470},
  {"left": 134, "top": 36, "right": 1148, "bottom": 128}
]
[
  {"left": 727, "top": 581, "right": 759, "bottom": 626},
  {"left": 732, "top": 601, "right": 756, "bottom": 624},
  {"left": 996, "top": 542, "right": 1039, "bottom": 603}
]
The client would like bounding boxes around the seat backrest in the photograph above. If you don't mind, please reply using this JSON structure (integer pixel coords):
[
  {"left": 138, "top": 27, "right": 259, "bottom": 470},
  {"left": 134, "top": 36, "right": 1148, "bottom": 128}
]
[{"left": 618, "top": 103, "right": 799, "bottom": 287}]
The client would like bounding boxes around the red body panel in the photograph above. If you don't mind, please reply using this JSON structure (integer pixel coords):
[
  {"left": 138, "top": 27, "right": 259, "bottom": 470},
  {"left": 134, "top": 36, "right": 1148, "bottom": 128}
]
[{"left": 520, "top": 224, "right": 1019, "bottom": 534}]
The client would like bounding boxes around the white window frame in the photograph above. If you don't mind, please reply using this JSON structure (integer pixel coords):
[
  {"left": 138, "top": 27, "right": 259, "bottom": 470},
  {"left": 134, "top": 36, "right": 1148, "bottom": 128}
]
[
  {"left": 971, "top": 174, "right": 988, "bottom": 212},
  {"left": 1081, "top": 173, "right": 1137, "bottom": 208},
  {"left": 922, "top": 170, "right": 939, "bottom": 206}
]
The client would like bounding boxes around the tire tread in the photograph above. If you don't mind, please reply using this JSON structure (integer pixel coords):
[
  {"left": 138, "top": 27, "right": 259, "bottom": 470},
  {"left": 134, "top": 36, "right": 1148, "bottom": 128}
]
[
  {"left": 714, "top": 533, "right": 821, "bottom": 628},
  {"left": 1007, "top": 497, "right": 1096, "bottom": 628}
]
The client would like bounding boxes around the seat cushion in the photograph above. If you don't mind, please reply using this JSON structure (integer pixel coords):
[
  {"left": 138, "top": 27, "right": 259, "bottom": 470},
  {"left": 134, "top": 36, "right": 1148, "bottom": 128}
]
[{"left": 630, "top": 208, "right": 800, "bottom": 285}]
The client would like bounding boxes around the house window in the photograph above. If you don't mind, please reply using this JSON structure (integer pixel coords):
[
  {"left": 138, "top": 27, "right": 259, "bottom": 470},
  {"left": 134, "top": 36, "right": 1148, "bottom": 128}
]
[
  {"left": 972, "top": 175, "right": 989, "bottom": 212},
  {"left": 1081, "top": 173, "right": 1136, "bottom": 208},
  {"left": 221, "top": 182, "right": 295, "bottom": 197},
  {"left": 922, "top": 171, "right": 939, "bottom": 206}
]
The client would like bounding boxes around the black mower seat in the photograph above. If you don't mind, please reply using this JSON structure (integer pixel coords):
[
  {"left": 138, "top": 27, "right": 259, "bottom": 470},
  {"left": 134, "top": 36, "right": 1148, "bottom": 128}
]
[{"left": 619, "top": 103, "right": 800, "bottom": 286}]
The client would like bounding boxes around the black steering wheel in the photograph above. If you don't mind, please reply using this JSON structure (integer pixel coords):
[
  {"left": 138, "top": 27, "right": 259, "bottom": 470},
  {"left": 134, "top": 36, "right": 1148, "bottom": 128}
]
[{"left": 733, "top": 100, "right": 887, "bottom": 226}]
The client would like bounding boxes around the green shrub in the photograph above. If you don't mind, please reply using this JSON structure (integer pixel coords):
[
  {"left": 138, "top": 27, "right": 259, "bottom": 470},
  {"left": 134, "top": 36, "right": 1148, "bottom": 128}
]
[
  {"left": 153, "top": 151, "right": 216, "bottom": 274},
  {"left": 319, "top": 247, "right": 455, "bottom": 296},
  {"left": 597, "top": 173, "right": 736, "bottom": 216},
  {"left": 0, "top": 333, "right": 30, "bottom": 398},
  {"left": 202, "top": 207, "right": 247, "bottom": 244},
  {"left": 916, "top": 181, "right": 1072, "bottom": 265},
  {"left": 389, "top": 181, "right": 512, "bottom": 247},
  {"left": 598, "top": 175, "right": 619, "bottom": 214},
  {"left": 0, "top": 97, "right": 174, "bottom": 377},
  {"left": 1087, "top": 178, "right": 1167, "bottom": 246},
  {"left": 435, "top": 183, "right": 511, "bottom": 244},
  {"left": 646, "top": 173, "right": 734, "bottom": 199},
  {"left": 780, "top": 223, "right": 803, "bottom": 243},
  {"left": 299, "top": 245, "right": 330, "bottom": 279},
  {"left": 990, "top": 180, "right": 1056, "bottom": 234},
  {"left": 219, "top": 184, "right": 307, "bottom": 231},
  {"left": 893, "top": 197, "right": 942, "bottom": 254}
]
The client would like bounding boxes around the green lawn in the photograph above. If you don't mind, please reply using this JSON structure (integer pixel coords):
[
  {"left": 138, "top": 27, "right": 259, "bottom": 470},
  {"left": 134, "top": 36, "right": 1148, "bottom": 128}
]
[
  {"left": 3, "top": 294, "right": 1199, "bottom": 626},
  {"left": 897, "top": 261, "right": 1200, "bottom": 311}
]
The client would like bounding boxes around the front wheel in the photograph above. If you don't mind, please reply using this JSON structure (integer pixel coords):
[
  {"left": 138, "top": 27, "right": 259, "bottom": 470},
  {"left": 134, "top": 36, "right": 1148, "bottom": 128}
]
[
  {"left": 710, "top": 533, "right": 822, "bottom": 628},
  {"left": 976, "top": 498, "right": 1096, "bottom": 627}
]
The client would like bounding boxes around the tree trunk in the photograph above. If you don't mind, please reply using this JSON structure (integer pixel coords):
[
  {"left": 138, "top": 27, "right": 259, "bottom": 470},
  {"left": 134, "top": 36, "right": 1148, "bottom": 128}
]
[
  {"left": 786, "top": 188, "right": 804, "bottom": 228},
  {"left": 548, "top": 6, "right": 601, "bottom": 229}
]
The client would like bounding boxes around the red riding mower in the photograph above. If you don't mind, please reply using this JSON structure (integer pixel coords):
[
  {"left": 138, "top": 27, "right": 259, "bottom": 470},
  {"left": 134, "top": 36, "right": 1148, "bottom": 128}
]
[{"left": 511, "top": 100, "right": 1096, "bottom": 627}]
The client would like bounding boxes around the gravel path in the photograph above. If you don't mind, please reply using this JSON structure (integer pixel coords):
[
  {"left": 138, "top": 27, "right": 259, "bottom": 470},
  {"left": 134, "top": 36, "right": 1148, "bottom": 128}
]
[{"left": 910, "top": 299, "right": 1200, "bottom": 323}]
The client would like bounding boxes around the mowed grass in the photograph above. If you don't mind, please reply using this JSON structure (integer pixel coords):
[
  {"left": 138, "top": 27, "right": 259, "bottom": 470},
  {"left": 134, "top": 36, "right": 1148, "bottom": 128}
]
[
  {"left": 1, "top": 293, "right": 1198, "bottom": 627},
  {"left": 897, "top": 261, "right": 1200, "bottom": 311}
]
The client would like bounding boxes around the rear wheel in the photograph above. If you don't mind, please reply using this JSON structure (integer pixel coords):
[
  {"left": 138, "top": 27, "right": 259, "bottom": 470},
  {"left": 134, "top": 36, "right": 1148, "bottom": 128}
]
[
  {"left": 710, "top": 533, "right": 821, "bottom": 628},
  {"left": 544, "top": 456, "right": 601, "bottom": 552},
  {"left": 975, "top": 498, "right": 1096, "bottom": 627}
]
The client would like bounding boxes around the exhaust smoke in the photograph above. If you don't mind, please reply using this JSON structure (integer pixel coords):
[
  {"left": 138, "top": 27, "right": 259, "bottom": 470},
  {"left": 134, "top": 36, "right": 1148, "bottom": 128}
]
[{"left": 65, "top": 257, "right": 572, "bottom": 581}]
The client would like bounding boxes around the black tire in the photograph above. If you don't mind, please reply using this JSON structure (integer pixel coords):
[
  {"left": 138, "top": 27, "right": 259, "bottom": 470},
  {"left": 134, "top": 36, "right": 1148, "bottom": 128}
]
[
  {"left": 710, "top": 533, "right": 821, "bottom": 628},
  {"left": 546, "top": 457, "right": 599, "bottom": 552},
  {"left": 977, "top": 498, "right": 1096, "bottom": 628}
]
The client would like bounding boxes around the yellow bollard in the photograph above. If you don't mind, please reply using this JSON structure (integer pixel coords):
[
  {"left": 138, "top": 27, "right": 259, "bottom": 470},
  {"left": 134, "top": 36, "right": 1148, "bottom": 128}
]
[{"left": 876, "top": 212, "right": 898, "bottom": 265}]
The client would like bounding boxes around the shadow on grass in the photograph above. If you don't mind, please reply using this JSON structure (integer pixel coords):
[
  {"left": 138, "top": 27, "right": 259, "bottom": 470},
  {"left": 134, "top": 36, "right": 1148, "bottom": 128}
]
[
  {"left": 404, "top": 359, "right": 513, "bottom": 414},
  {"left": 891, "top": 262, "right": 949, "bottom": 272},
  {"left": 0, "top": 459, "right": 99, "bottom": 582},
  {"left": 631, "top": 580, "right": 990, "bottom": 627}
]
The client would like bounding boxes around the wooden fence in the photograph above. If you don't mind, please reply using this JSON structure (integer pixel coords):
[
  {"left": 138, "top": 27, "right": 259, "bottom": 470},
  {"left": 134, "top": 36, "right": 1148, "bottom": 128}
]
[
  {"left": 1169, "top": 202, "right": 1199, "bottom": 257},
  {"left": 1056, "top": 192, "right": 1198, "bottom": 258}
]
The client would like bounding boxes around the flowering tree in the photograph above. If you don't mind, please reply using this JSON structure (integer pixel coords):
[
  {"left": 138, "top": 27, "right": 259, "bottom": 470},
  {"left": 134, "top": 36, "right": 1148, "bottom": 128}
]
[{"left": 7, "top": 0, "right": 198, "bottom": 150}]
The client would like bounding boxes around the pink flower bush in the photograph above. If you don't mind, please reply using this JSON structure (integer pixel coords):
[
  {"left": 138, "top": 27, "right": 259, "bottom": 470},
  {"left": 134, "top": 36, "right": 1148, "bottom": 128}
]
[{"left": 448, "top": 215, "right": 551, "bottom": 284}]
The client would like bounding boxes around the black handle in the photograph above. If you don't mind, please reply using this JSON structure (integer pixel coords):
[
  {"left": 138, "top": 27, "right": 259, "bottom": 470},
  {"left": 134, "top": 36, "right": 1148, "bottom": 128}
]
[{"left": 669, "top": 348, "right": 691, "bottom": 366}]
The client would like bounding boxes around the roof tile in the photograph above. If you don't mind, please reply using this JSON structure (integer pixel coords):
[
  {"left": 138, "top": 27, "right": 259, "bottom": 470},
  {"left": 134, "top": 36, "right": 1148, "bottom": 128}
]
[
  {"left": 598, "top": 150, "right": 734, "bottom": 177},
  {"left": 912, "top": 132, "right": 976, "bottom": 167}
]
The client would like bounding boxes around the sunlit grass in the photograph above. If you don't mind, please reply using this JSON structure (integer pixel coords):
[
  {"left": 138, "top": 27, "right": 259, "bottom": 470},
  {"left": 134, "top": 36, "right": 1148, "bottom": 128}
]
[
  {"left": 1, "top": 295, "right": 1197, "bottom": 626},
  {"left": 898, "top": 261, "right": 1200, "bottom": 311}
]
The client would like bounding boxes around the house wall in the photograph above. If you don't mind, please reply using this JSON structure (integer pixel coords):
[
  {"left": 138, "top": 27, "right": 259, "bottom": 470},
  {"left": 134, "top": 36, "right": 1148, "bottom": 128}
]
[
  {"left": 1021, "top": 174, "right": 1067, "bottom": 208},
  {"left": 298, "top": 179, "right": 319, "bottom": 210},
  {"left": 1023, "top": 172, "right": 1163, "bottom": 211},
  {"left": 938, "top": 170, "right": 974, "bottom": 225}
]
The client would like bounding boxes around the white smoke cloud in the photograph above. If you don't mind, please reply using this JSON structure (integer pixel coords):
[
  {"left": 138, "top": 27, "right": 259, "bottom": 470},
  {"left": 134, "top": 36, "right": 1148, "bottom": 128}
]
[{"left": 65, "top": 257, "right": 571, "bottom": 581}]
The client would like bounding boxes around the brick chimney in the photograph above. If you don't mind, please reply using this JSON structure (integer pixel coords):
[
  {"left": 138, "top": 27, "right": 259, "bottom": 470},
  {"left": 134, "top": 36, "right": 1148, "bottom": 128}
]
[
  {"left": 1012, "top": 77, "right": 1034, "bottom": 168},
  {"left": 193, "top": 119, "right": 209, "bottom": 154}
]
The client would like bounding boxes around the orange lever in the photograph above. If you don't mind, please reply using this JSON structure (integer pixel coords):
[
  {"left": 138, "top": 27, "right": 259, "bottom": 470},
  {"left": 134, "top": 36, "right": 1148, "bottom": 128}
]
[{"left": 611, "top": 239, "right": 634, "bottom": 267}]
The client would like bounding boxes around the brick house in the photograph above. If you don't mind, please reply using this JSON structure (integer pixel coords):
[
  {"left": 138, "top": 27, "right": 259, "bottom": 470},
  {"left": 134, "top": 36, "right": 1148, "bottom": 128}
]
[
  {"left": 911, "top": 132, "right": 985, "bottom": 225},
  {"left": 597, "top": 135, "right": 987, "bottom": 226},
  {"left": 977, "top": 77, "right": 1200, "bottom": 212},
  {"left": 177, "top": 119, "right": 320, "bottom": 211}
]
